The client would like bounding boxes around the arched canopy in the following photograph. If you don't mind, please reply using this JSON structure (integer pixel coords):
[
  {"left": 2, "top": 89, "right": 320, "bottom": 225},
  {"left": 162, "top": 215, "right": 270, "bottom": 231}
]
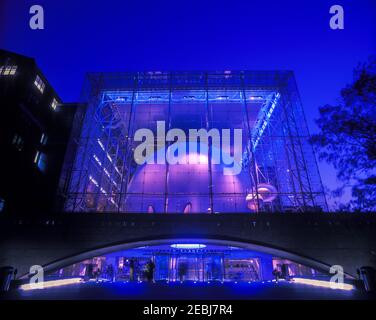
[{"left": 21, "top": 236, "right": 354, "bottom": 279}]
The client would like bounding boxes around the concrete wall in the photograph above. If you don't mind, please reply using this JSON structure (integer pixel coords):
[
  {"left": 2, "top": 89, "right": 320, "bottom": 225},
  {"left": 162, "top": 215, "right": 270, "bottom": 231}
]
[{"left": 0, "top": 213, "right": 375, "bottom": 278}]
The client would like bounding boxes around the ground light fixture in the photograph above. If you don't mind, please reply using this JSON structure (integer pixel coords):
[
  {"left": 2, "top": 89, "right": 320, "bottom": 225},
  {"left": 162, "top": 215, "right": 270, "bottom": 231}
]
[
  {"left": 292, "top": 278, "right": 354, "bottom": 291},
  {"left": 20, "top": 278, "right": 83, "bottom": 291},
  {"left": 170, "top": 244, "right": 207, "bottom": 249}
]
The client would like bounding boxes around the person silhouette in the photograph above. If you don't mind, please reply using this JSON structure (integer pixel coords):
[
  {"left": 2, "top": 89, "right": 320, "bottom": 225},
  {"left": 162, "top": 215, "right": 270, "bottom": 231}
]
[
  {"left": 129, "top": 259, "right": 135, "bottom": 282},
  {"left": 146, "top": 260, "right": 155, "bottom": 283}
]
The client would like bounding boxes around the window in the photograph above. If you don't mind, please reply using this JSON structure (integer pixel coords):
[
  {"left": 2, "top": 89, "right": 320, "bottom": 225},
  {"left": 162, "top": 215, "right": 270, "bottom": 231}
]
[
  {"left": 37, "top": 153, "right": 47, "bottom": 172},
  {"left": 12, "top": 133, "right": 24, "bottom": 151},
  {"left": 0, "top": 65, "right": 17, "bottom": 76},
  {"left": 40, "top": 133, "right": 48, "bottom": 145},
  {"left": 51, "top": 98, "right": 58, "bottom": 110},
  {"left": 34, "top": 75, "right": 45, "bottom": 93},
  {"left": 34, "top": 150, "right": 40, "bottom": 164},
  {"left": 0, "top": 198, "right": 5, "bottom": 212},
  {"left": 34, "top": 150, "right": 47, "bottom": 172}
]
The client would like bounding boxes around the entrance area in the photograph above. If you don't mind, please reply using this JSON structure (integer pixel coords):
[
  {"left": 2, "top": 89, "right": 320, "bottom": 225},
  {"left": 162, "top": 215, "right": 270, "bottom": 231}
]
[{"left": 48, "top": 242, "right": 324, "bottom": 283}]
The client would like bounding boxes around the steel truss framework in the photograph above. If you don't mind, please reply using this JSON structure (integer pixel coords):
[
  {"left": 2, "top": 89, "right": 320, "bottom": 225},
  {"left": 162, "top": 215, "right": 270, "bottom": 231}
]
[{"left": 61, "top": 71, "right": 327, "bottom": 213}]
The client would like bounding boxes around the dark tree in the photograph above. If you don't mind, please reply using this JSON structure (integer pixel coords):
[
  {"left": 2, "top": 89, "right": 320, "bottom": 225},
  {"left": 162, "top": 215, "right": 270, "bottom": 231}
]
[{"left": 310, "top": 57, "right": 376, "bottom": 212}]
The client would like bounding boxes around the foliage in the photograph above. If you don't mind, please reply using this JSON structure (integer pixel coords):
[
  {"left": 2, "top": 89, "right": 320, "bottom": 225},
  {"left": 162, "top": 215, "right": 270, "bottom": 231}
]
[{"left": 310, "top": 57, "right": 376, "bottom": 211}]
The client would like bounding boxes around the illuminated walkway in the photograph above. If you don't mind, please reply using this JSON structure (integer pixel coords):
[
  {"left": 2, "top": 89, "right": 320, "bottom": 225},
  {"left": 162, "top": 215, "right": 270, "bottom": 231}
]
[{"left": 2, "top": 281, "right": 375, "bottom": 300}]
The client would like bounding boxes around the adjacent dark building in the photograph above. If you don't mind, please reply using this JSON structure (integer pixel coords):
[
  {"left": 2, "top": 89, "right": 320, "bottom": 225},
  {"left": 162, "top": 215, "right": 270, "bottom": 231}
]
[{"left": 0, "top": 50, "right": 76, "bottom": 215}]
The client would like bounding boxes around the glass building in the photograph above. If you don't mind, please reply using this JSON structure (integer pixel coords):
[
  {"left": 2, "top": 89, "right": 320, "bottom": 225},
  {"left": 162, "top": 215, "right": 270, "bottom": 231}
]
[{"left": 61, "top": 71, "right": 327, "bottom": 213}]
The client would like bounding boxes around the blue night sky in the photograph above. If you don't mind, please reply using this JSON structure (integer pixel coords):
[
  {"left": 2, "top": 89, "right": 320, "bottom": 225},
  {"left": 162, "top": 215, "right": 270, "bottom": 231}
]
[{"left": 1, "top": 0, "right": 375, "bottom": 208}]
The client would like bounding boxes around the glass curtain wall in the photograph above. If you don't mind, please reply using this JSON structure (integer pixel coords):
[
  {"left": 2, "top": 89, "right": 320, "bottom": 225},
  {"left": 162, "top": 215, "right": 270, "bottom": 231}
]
[{"left": 62, "top": 72, "right": 327, "bottom": 213}]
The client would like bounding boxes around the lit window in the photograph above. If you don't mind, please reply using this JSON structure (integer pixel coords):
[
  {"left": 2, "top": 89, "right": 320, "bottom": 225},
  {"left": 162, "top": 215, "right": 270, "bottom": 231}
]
[
  {"left": 34, "top": 151, "right": 40, "bottom": 164},
  {"left": 0, "top": 65, "right": 17, "bottom": 76},
  {"left": 34, "top": 150, "right": 47, "bottom": 172},
  {"left": 34, "top": 75, "right": 45, "bottom": 93},
  {"left": 40, "top": 133, "right": 48, "bottom": 145},
  {"left": 51, "top": 98, "right": 58, "bottom": 110},
  {"left": 12, "top": 133, "right": 24, "bottom": 151},
  {"left": 0, "top": 198, "right": 5, "bottom": 212},
  {"left": 37, "top": 153, "right": 47, "bottom": 172},
  {"left": 10, "top": 66, "right": 17, "bottom": 75}
]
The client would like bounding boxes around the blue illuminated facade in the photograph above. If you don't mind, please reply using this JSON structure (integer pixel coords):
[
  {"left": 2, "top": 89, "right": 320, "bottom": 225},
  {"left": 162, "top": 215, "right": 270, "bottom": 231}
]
[
  {"left": 51, "top": 243, "right": 324, "bottom": 283},
  {"left": 61, "top": 71, "right": 327, "bottom": 213}
]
